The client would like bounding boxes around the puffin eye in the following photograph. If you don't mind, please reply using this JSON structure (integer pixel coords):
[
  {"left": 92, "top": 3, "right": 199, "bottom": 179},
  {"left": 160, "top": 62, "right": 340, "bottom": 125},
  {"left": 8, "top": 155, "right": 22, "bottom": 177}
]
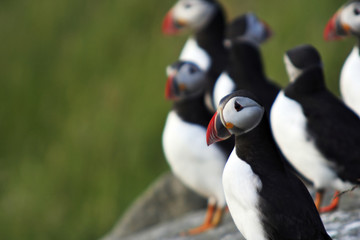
[
  {"left": 184, "top": 3, "right": 192, "bottom": 9},
  {"left": 189, "top": 66, "right": 197, "bottom": 74},
  {"left": 234, "top": 101, "right": 243, "bottom": 112},
  {"left": 354, "top": 8, "right": 360, "bottom": 15}
]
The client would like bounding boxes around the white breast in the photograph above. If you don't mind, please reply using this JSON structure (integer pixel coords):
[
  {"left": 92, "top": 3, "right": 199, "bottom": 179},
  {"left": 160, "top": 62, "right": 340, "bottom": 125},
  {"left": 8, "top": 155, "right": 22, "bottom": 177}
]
[
  {"left": 179, "top": 38, "right": 211, "bottom": 71},
  {"left": 340, "top": 46, "right": 360, "bottom": 117},
  {"left": 270, "top": 92, "right": 352, "bottom": 190},
  {"left": 162, "top": 111, "right": 226, "bottom": 206},
  {"left": 213, "top": 72, "right": 236, "bottom": 109},
  {"left": 222, "top": 149, "right": 266, "bottom": 240}
]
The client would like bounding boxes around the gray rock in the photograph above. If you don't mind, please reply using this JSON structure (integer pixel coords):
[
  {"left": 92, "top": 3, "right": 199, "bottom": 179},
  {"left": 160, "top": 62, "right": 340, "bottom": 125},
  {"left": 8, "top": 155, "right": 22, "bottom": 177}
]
[
  {"left": 120, "top": 211, "right": 243, "bottom": 240},
  {"left": 102, "top": 172, "right": 207, "bottom": 239},
  {"left": 102, "top": 179, "right": 360, "bottom": 240}
]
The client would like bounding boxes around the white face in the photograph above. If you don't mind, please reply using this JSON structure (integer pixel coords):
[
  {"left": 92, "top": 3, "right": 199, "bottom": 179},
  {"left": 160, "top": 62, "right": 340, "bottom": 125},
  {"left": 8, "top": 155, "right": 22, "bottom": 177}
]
[
  {"left": 221, "top": 96, "right": 264, "bottom": 135},
  {"left": 175, "top": 62, "right": 206, "bottom": 93},
  {"left": 340, "top": 2, "right": 360, "bottom": 34},
  {"left": 172, "top": 0, "right": 216, "bottom": 31},
  {"left": 283, "top": 55, "right": 302, "bottom": 83}
]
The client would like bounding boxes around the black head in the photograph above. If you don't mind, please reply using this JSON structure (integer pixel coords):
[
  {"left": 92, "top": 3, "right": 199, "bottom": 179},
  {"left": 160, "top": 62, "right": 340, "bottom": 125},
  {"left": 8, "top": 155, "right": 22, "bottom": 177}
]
[
  {"left": 225, "top": 13, "right": 272, "bottom": 47},
  {"left": 284, "top": 44, "right": 322, "bottom": 82},
  {"left": 284, "top": 45, "right": 326, "bottom": 95}
]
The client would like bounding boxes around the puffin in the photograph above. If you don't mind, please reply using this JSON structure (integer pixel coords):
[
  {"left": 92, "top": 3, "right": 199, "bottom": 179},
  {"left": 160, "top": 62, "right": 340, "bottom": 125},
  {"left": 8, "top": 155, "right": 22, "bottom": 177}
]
[
  {"left": 270, "top": 44, "right": 360, "bottom": 213},
  {"left": 162, "top": 61, "right": 232, "bottom": 235},
  {"left": 324, "top": 0, "right": 360, "bottom": 116},
  {"left": 206, "top": 90, "right": 332, "bottom": 240},
  {"left": 213, "top": 13, "right": 279, "bottom": 118},
  {"left": 162, "top": 0, "right": 227, "bottom": 112}
]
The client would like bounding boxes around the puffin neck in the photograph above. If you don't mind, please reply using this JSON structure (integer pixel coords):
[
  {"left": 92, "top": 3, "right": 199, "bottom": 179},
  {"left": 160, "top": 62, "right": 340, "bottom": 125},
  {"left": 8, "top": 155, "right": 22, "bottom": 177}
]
[
  {"left": 234, "top": 116, "right": 285, "bottom": 170},
  {"left": 172, "top": 93, "right": 212, "bottom": 127},
  {"left": 195, "top": 6, "right": 226, "bottom": 56},
  {"left": 284, "top": 67, "right": 326, "bottom": 100},
  {"left": 228, "top": 42, "right": 265, "bottom": 85}
]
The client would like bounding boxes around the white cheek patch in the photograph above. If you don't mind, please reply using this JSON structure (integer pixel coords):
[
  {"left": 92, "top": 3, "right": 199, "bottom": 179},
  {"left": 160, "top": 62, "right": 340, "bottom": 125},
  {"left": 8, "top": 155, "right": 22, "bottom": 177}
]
[
  {"left": 284, "top": 55, "right": 303, "bottom": 83},
  {"left": 341, "top": 3, "right": 360, "bottom": 32},
  {"left": 173, "top": 0, "right": 216, "bottom": 30},
  {"left": 222, "top": 97, "right": 264, "bottom": 133}
]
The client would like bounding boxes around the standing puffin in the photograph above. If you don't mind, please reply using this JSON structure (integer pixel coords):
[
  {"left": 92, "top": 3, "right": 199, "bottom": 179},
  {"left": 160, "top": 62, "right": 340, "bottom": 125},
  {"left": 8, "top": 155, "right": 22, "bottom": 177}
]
[
  {"left": 213, "top": 13, "right": 279, "bottom": 118},
  {"left": 324, "top": 0, "right": 360, "bottom": 116},
  {"left": 162, "top": 61, "right": 232, "bottom": 235},
  {"left": 270, "top": 44, "right": 360, "bottom": 213},
  {"left": 162, "top": 0, "right": 227, "bottom": 112},
  {"left": 207, "top": 90, "right": 332, "bottom": 240}
]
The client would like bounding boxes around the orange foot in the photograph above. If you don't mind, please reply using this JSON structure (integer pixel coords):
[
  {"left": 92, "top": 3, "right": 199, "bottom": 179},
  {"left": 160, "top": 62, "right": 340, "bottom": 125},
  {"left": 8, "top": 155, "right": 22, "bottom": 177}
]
[
  {"left": 180, "top": 204, "right": 224, "bottom": 236},
  {"left": 320, "top": 191, "right": 340, "bottom": 213}
]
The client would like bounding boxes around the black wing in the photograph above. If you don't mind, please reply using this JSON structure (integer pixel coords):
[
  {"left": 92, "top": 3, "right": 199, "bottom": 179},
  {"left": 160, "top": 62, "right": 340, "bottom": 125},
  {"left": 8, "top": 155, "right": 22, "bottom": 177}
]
[{"left": 301, "top": 91, "right": 360, "bottom": 183}]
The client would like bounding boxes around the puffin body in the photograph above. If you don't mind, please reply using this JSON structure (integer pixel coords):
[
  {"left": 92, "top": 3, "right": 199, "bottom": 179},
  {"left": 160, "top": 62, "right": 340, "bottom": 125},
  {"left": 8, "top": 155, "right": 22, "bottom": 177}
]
[
  {"left": 324, "top": 0, "right": 360, "bottom": 116},
  {"left": 271, "top": 44, "right": 360, "bottom": 212},
  {"left": 163, "top": 110, "right": 226, "bottom": 204},
  {"left": 179, "top": 37, "right": 211, "bottom": 71},
  {"left": 271, "top": 92, "right": 352, "bottom": 190},
  {"left": 162, "top": 61, "right": 230, "bottom": 235},
  {"left": 162, "top": 0, "right": 227, "bottom": 112},
  {"left": 207, "top": 91, "right": 332, "bottom": 240},
  {"left": 222, "top": 149, "right": 265, "bottom": 239},
  {"left": 340, "top": 46, "right": 360, "bottom": 116},
  {"left": 212, "top": 13, "right": 278, "bottom": 117}
]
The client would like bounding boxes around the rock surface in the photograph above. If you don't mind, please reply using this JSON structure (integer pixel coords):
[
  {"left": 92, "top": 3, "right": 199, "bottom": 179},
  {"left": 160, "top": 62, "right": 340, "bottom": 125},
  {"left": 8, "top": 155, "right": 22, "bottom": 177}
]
[
  {"left": 102, "top": 172, "right": 206, "bottom": 239},
  {"left": 102, "top": 172, "right": 360, "bottom": 240}
]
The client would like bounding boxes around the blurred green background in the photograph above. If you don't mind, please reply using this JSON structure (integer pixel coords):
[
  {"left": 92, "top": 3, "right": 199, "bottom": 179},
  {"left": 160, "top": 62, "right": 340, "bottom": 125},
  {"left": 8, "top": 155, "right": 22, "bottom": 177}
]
[{"left": 0, "top": 0, "right": 354, "bottom": 239}]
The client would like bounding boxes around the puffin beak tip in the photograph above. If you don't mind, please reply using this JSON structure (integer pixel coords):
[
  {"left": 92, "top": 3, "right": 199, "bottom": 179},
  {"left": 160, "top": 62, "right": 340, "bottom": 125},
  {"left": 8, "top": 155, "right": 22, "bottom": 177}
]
[
  {"left": 162, "top": 10, "right": 182, "bottom": 35},
  {"left": 206, "top": 112, "right": 228, "bottom": 146}
]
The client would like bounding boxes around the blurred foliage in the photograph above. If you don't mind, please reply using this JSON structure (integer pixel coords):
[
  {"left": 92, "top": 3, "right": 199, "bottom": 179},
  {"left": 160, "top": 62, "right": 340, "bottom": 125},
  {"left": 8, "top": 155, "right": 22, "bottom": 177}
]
[{"left": 0, "top": 0, "right": 354, "bottom": 239}]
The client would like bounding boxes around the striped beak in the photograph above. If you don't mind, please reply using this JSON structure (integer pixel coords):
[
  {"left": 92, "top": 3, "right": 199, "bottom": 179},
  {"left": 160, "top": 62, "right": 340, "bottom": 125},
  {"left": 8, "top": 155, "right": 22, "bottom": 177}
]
[
  {"left": 206, "top": 111, "right": 231, "bottom": 146},
  {"left": 165, "top": 75, "right": 176, "bottom": 100},
  {"left": 324, "top": 8, "right": 351, "bottom": 41},
  {"left": 162, "top": 9, "right": 185, "bottom": 35}
]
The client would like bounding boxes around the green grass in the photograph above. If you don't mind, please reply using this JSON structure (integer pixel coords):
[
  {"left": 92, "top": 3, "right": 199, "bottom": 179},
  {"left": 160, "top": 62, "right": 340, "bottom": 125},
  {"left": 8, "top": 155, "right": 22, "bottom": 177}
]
[{"left": 0, "top": 0, "right": 354, "bottom": 239}]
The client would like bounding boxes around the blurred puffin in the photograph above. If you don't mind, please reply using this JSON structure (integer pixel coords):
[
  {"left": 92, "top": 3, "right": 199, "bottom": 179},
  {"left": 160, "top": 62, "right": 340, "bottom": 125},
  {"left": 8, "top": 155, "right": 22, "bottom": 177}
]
[
  {"left": 213, "top": 13, "right": 279, "bottom": 118},
  {"left": 213, "top": 13, "right": 310, "bottom": 183},
  {"left": 162, "top": 0, "right": 227, "bottom": 112},
  {"left": 162, "top": 61, "right": 232, "bottom": 235},
  {"left": 207, "top": 90, "right": 332, "bottom": 240},
  {"left": 270, "top": 44, "right": 360, "bottom": 213},
  {"left": 324, "top": 0, "right": 360, "bottom": 116}
]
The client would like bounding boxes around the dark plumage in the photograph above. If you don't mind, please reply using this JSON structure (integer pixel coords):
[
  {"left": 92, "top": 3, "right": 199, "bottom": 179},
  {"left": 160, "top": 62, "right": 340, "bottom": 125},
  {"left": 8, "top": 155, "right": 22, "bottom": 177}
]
[
  {"left": 207, "top": 90, "right": 332, "bottom": 240},
  {"left": 226, "top": 41, "right": 279, "bottom": 116},
  {"left": 271, "top": 44, "right": 360, "bottom": 212},
  {"left": 213, "top": 13, "right": 279, "bottom": 117},
  {"left": 284, "top": 50, "right": 360, "bottom": 184},
  {"left": 162, "top": 61, "right": 232, "bottom": 235},
  {"left": 162, "top": 0, "right": 227, "bottom": 113}
]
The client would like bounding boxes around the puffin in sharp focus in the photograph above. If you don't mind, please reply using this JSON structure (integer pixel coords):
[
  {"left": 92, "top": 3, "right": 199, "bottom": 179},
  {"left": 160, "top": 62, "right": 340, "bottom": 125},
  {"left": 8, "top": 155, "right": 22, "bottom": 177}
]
[
  {"left": 162, "top": 61, "right": 232, "bottom": 235},
  {"left": 270, "top": 44, "right": 360, "bottom": 213},
  {"left": 162, "top": 0, "right": 227, "bottom": 112},
  {"left": 324, "top": 0, "right": 360, "bottom": 116},
  {"left": 207, "top": 90, "right": 332, "bottom": 240},
  {"left": 213, "top": 13, "right": 279, "bottom": 118}
]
